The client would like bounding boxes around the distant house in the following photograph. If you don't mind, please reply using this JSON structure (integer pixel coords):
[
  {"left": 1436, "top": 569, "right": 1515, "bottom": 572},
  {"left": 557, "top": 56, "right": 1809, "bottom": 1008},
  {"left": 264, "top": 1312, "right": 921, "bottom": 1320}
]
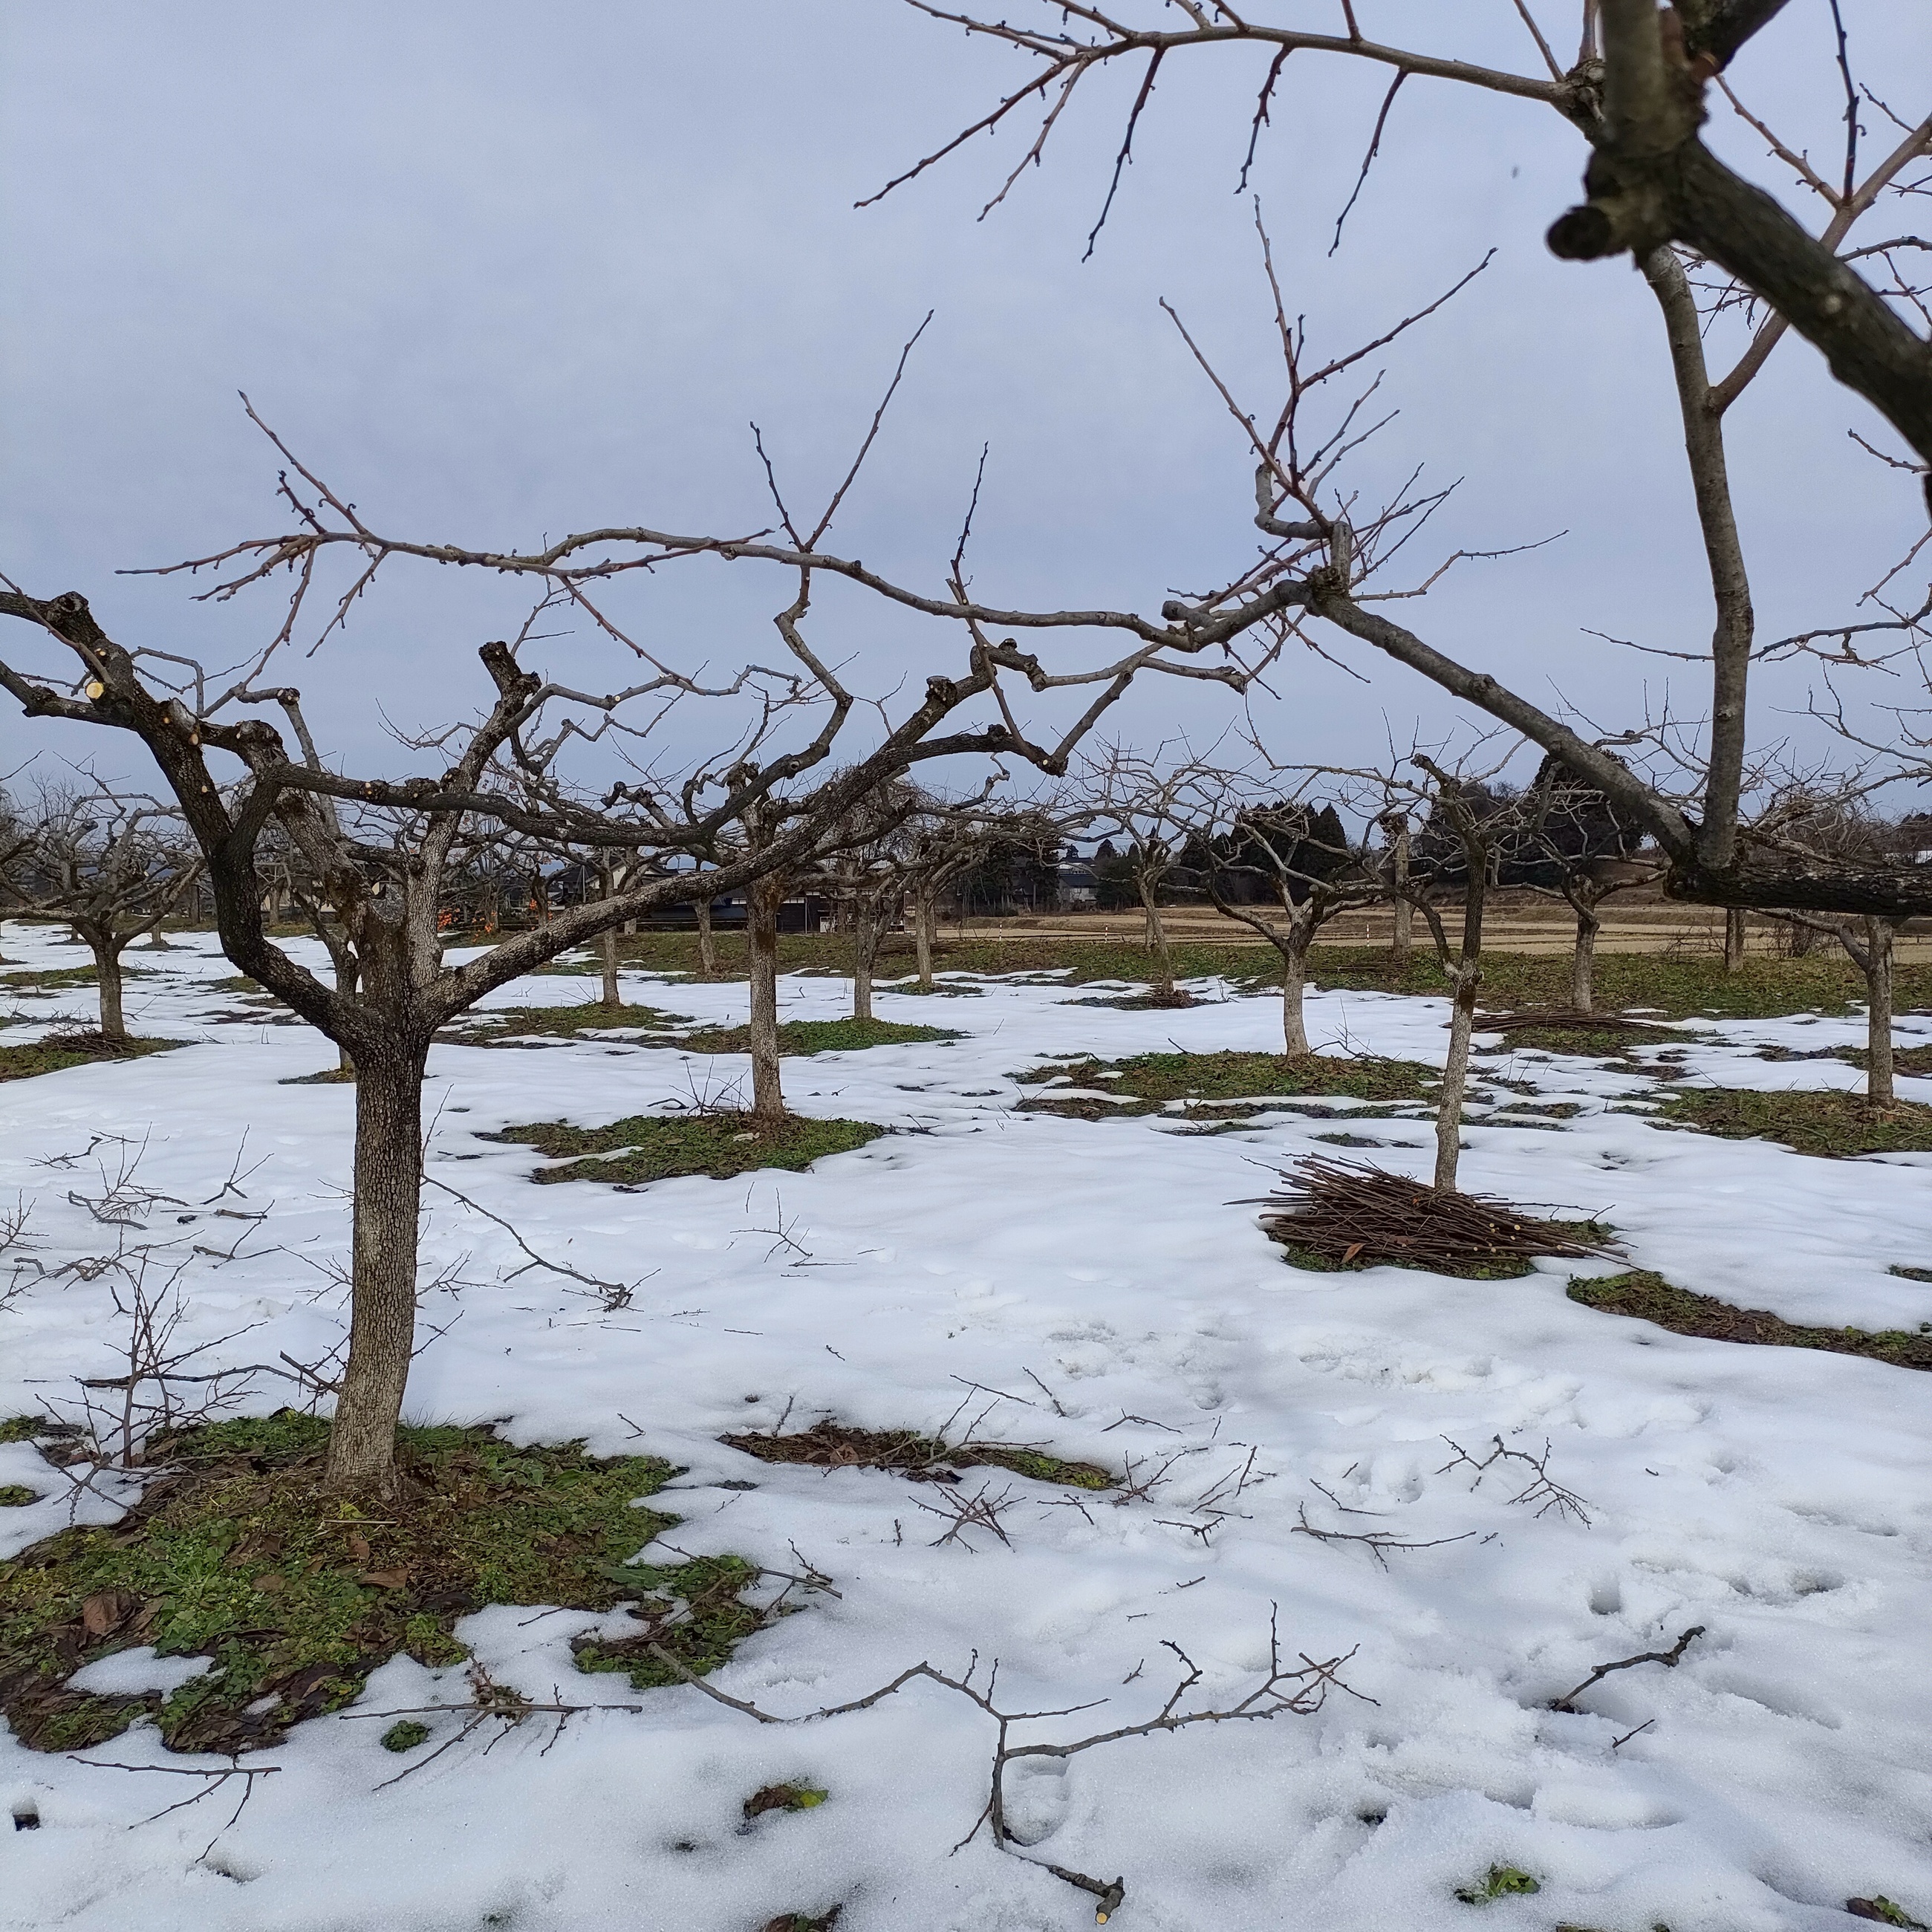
[{"left": 1058, "top": 852, "right": 1098, "bottom": 907}]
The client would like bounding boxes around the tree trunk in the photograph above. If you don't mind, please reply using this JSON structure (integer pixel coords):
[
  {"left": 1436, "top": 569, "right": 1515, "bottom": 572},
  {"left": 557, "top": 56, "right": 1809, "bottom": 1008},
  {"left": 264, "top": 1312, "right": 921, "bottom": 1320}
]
[
  {"left": 1389, "top": 819, "right": 1412, "bottom": 969},
  {"left": 600, "top": 923, "right": 622, "bottom": 1009},
  {"left": 1570, "top": 907, "right": 1600, "bottom": 1013},
  {"left": 914, "top": 891, "right": 935, "bottom": 990},
  {"left": 91, "top": 938, "right": 128, "bottom": 1043},
  {"left": 696, "top": 897, "right": 718, "bottom": 976},
  {"left": 851, "top": 902, "right": 876, "bottom": 1022},
  {"left": 1139, "top": 881, "right": 1174, "bottom": 997},
  {"left": 1862, "top": 915, "right": 1896, "bottom": 1109},
  {"left": 747, "top": 874, "right": 786, "bottom": 1126},
  {"left": 323, "top": 1041, "right": 429, "bottom": 1494},
  {"left": 1435, "top": 966, "right": 1480, "bottom": 1192},
  {"left": 1281, "top": 928, "right": 1312, "bottom": 1057},
  {"left": 1724, "top": 906, "right": 1746, "bottom": 972}
]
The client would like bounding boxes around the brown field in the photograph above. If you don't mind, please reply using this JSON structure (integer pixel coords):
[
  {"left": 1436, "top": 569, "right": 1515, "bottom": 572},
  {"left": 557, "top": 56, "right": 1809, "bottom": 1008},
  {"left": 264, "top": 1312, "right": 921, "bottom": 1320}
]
[{"left": 951, "top": 891, "right": 1932, "bottom": 960}]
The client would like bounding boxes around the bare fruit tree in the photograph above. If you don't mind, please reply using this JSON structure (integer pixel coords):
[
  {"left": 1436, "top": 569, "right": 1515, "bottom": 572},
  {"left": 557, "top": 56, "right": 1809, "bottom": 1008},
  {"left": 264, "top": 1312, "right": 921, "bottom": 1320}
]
[
  {"left": 1401, "top": 751, "right": 1526, "bottom": 1192},
  {"left": 0, "top": 385, "right": 1292, "bottom": 1492},
  {"left": 1086, "top": 747, "right": 1209, "bottom": 1002},
  {"left": 1191, "top": 777, "right": 1385, "bottom": 1056},
  {"left": 1515, "top": 755, "right": 1661, "bottom": 1013},
  {"left": 873, "top": 1, "right": 1932, "bottom": 916},
  {"left": 0, "top": 784, "right": 200, "bottom": 1043}
]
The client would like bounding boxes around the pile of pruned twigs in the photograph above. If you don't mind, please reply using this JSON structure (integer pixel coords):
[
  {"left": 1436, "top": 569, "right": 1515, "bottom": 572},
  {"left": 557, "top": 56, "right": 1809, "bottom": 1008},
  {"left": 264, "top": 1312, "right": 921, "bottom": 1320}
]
[{"left": 1255, "top": 1157, "right": 1613, "bottom": 1273}]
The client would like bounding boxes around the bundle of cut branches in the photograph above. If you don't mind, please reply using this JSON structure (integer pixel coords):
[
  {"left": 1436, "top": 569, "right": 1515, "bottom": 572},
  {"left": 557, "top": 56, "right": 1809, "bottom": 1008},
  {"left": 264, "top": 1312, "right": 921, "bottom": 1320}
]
[
  {"left": 1474, "top": 1008, "right": 1657, "bottom": 1035},
  {"left": 1255, "top": 1157, "right": 1613, "bottom": 1273}
]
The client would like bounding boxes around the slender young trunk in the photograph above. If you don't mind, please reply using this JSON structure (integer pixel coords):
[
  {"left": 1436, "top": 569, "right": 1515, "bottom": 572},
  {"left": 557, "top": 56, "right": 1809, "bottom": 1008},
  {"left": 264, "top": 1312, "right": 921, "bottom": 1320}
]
[
  {"left": 599, "top": 924, "right": 622, "bottom": 1009},
  {"left": 1724, "top": 906, "right": 1746, "bottom": 972},
  {"left": 914, "top": 890, "right": 935, "bottom": 990},
  {"left": 1139, "top": 879, "right": 1174, "bottom": 996},
  {"left": 335, "top": 952, "right": 360, "bottom": 1075},
  {"left": 1433, "top": 853, "right": 1489, "bottom": 1194},
  {"left": 1281, "top": 922, "right": 1313, "bottom": 1058},
  {"left": 1389, "top": 819, "right": 1412, "bottom": 969},
  {"left": 1435, "top": 966, "right": 1480, "bottom": 1192},
  {"left": 1861, "top": 916, "right": 1896, "bottom": 1109},
  {"left": 324, "top": 1040, "right": 429, "bottom": 1495},
  {"left": 1570, "top": 906, "right": 1600, "bottom": 1013},
  {"left": 91, "top": 937, "right": 128, "bottom": 1043},
  {"left": 696, "top": 897, "right": 718, "bottom": 976},
  {"left": 851, "top": 902, "right": 876, "bottom": 1022},
  {"left": 144, "top": 923, "right": 173, "bottom": 951},
  {"left": 747, "top": 874, "right": 786, "bottom": 1126}
]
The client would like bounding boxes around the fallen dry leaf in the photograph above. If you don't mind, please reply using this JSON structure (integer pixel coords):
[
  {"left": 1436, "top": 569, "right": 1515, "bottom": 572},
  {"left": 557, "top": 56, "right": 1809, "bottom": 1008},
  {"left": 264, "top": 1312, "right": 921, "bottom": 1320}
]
[
  {"left": 345, "top": 1533, "right": 372, "bottom": 1567},
  {"left": 253, "top": 1572, "right": 287, "bottom": 1594},
  {"left": 80, "top": 1589, "right": 138, "bottom": 1637},
  {"left": 358, "top": 1567, "right": 412, "bottom": 1590}
]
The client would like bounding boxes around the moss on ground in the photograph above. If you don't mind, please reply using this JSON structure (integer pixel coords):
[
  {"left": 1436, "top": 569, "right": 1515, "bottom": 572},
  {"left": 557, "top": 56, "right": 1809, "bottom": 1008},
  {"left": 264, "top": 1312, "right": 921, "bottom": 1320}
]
[
  {"left": 1658, "top": 1087, "right": 1932, "bottom": 1157},
  {"left": 488, "top": 1111, "right": 887, "bottom": 1185},
  {"left": 1568, "top": 1271, "right": 1932, "bottom": 1369},
  {"left": 0, "top": 1414, "right": 769, "bottom": 1755},
  {"left": 676, "top": 1017, "right": 960, "bottom": 1056},
  {"left": 446, "top": 1006, "right": 955, "bottom": 1058},
  {"left": 442, "top": 1000, "right": 695, "bottom": 1044},
  {"left": 0, "top": 1035, "right": 180, "bottom": 1082},
  {"left": 0, "top": 1485, "right": 37, "bottom": 1506},
  {"left": 1455, "top": 1865, "right": 1541, "bottom": 1904},
  {"left": 0, "top": 966, "right": 104, "bottom": 992},
  {"left": 1015, "top": 1050, "right": 1434, "bottom": 1121},
  {"left": 719, "top": 1418, "right": 1114, "bottom": 1490},
  {"left": 1476, "top": 1024, "right": 1683, "bottom": 1058}
]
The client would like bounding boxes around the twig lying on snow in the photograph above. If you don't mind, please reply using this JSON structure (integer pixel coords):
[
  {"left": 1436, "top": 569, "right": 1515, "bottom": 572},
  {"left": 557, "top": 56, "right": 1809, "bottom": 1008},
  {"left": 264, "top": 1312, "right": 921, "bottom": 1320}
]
[
  {"left": 1290, "top": 1500, "right": 1476, "bottom": 1570},
  {"left": 1550, "top": 1625, "right": 1706, "bottom": 1714},
  {"left": 360, "top": 1602, "right": 1359, "bottom": 1921},
  {"left": 69, "top": 1757, "right": 281, "bottom": 1861},
  {"left": 1438, "top": 1434, "right": 1593, "bottom": 1526},
  {"left": 423, "top": 1174, "right": 648, "bottom": 1311}
]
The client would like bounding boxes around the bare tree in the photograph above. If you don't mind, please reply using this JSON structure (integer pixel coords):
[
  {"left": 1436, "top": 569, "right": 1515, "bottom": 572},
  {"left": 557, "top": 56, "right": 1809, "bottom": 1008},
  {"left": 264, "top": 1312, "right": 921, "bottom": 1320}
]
[
  {"left": 819, "top": 775, "right": 922, "bottom": 1021},
  {"left": 1193, "top": 777, "right": 1385, "bottom": 1056},
  {"left": 1515, "top": 755, "right": 1661, "bottom": 1012},
  {"left": 0, "top": 372, "right": 1288, "bottom": 1494},
  {"left": 0, "top": 785, "right": 200, "bottom": 1042},
  {"left": 1087, "top": 748, "right": 1206, "bottom": 1001},
  {"left": 867, "top": 2, "right": 1932, "bottom": 914},
  {"left": 1401, "top": 752, "right": 1526, "bottom": 1192}
]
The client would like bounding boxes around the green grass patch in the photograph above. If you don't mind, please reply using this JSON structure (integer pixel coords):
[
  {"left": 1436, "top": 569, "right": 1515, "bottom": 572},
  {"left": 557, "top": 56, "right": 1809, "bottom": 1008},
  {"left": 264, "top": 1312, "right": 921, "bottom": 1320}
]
[
  {"left": 1657, "top": 1087, "right": 1932, "bottom": 1157},
  {"left": 1015, "top": 1050, "right": 1434, "bottom": 1122},
  {"left": 443, "top": 1000, "right": 695, "bottom": 1043},
  {"left": 0, "top": 1414, "right": 771, "bottom": 1756},
  {"left": 720, "top": 1419, "right": 1115, "bottom": 1490},
  {"left": 675, "top": 1017, "right": 960, "bottom": 1056},
  {"left": 0, "top": 966, "right": 102, "bottom": 992},
  {"left": 0, "top": 1485, "right": 37, "bottom": 1507},
  {"left": 279, "top": 1066, "right": 359, "bottom": 1085},
  {"left": 1455, "top": 1866, "right": 1541, "bottom": 1904},
  {"left": 0, "top": 1417, "right": 48, "bottom": 1444},
  {"left": 1568, "top": 1271, "right": 1932, "bottom": 1369},
  {"left": 549, "top": 930, "right": 1932, "bottom": 1022},
  {"left": 0, "top": 1035, "right": 180, "bottom": 1082},
  {"left": 380, "top": 1718, "right": 431, "bottom": 1752},
  {"left": 1476, "top": 1024, "right": 1682, "bottom": 1059},
  {"left": 488, "top": 1111, "right": 887, "bottom": 1186}
]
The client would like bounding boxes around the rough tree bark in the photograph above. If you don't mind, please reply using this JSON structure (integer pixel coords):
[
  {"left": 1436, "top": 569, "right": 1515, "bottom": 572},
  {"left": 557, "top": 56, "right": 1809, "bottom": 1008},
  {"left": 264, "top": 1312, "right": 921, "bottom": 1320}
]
[
  {"left": 1724, "top": 906, "right": 1747, "bottom": 972},
  {"left": 1139, "top": 876, "right": 1175, "bottom": 998},
  {"left": 326, "top": 1037, "right": 430, "bottom": 1491},
  {"left": 747, "top": 873, "right": 787, "bottom": 1125},
  {"left": 85, "top": 931, "right": 129, "bottom": 1042},
  {"left": 1563, "top": 880, "right": 1604, "bottom": 1013},
  {"left": 1388, "top": 815, "right": 1413, "bottom": 969},
  {"left": 696, "top": 896, "right": 718, "bottom": 976},
  {"left": 850, "top": 898, "right": 879, "bottom": 1022},
  {"left": 914, "top": 888, "right": 937, "bottom": 989},
  {"left": 1833, "top": 914, "right": 1898, "bottom": 1108}
]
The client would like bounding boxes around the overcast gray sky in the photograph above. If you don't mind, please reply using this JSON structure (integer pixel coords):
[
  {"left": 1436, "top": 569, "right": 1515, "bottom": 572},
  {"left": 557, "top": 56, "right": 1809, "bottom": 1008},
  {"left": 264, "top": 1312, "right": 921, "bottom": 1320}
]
[{"left": 1, "top": 1, "right": 1926, "bottom": 804}]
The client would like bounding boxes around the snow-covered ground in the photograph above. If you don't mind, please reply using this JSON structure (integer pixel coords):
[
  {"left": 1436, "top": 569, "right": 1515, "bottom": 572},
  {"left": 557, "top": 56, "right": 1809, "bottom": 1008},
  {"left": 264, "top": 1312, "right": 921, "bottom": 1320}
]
[{"left": 3, "top": 928, "right": 1931, "bottom": 1932}]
